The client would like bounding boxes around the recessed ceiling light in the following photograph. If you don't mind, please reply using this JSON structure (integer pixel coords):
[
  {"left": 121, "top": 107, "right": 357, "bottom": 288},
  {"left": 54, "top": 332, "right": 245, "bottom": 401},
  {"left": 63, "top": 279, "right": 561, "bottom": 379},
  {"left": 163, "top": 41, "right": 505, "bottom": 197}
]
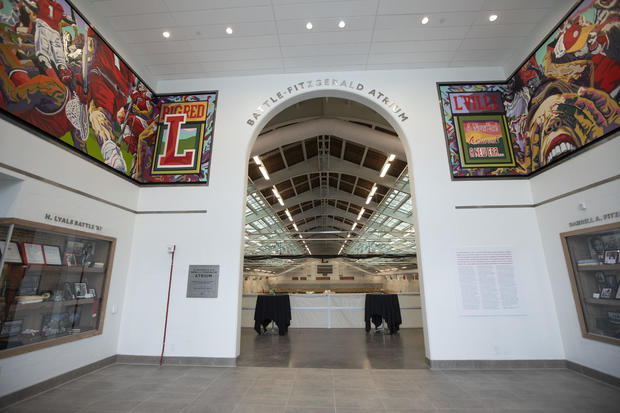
[
  {"left": 306, "top": 22, "right": 313, "bottom": 30},
  {"left": 162, "top": 31, "right": 170, "bottom": 38},
  {"left": 489, "top": 14, "right": 498, "bottom": 22},
  {"left": 338, "top": 20, "right": 346, "bottom": 28},
  {"left": 421, "top": 16, "right": 429, "bottom": 25},
  {"left": 225, "top": 27, "right": 233, "bottom": 34}
]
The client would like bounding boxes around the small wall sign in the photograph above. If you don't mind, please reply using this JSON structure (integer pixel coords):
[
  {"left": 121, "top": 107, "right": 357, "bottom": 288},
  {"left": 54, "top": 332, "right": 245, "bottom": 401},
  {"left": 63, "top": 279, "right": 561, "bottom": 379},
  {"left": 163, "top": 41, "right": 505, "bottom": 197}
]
[{"left": 187, "top": 265, "right": 219, "bottom": 298}]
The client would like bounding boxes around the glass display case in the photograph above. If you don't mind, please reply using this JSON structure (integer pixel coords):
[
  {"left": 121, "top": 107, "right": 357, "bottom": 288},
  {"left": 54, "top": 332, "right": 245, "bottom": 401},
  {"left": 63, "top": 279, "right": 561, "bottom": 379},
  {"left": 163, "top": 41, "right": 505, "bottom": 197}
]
[
  {"left": 0, "top": 218, "right": 115, "bottom": 358},
  {"left": 561, "top": 222, "right": 620, "bottom": 345}
]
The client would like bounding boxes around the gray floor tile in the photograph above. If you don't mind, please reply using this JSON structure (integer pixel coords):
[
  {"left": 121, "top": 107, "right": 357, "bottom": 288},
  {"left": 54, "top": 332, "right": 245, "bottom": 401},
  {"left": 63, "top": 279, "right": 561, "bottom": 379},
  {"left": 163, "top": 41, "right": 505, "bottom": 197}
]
[
  {"left": 182, "top": 401, "right": 239, "bottom": 413},
  {"left": 4, "top": 330, "right": 620, "bottom": 413},
  {"left": 234, "top": 404, "right": 287, "bottom": 413}
]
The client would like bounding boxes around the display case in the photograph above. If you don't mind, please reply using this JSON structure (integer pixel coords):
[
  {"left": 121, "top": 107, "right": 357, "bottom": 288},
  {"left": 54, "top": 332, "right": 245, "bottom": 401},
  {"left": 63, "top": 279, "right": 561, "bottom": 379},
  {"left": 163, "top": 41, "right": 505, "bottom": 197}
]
[
  {"left": 0, "top": 218, "right": 115, "bottom": 358},
  {"left": 561, "top": 222, "right": 620, "bottom": 345}
]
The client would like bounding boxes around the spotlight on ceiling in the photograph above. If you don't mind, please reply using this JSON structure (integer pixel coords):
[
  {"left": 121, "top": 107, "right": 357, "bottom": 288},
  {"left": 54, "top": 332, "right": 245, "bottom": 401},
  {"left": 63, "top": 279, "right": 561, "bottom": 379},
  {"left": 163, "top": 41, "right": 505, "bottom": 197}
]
[
  {"left": 338, "top": 20, "right": 346, "bottom": 28},
  {"left": 306, "top": 22, "right": 313, "bottom": 30},
  {"left": 421, "top": 16, "right": 429, "bottom": 25},
  {"left": 489, "top": 14, "right": 498, "bottom": 22},
  {"left": 162, "top": 31, "right": 170, "bottom": 38},
  {"left": 225, "top": 27, "right": 233, "bottom": 34}
]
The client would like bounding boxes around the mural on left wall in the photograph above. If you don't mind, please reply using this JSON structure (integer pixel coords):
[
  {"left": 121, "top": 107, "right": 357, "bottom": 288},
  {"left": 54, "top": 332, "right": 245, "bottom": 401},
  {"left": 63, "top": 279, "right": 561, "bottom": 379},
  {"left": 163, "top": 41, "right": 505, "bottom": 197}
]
[{"left": 0, "top": 0, "right": 216, "bottom": 184}]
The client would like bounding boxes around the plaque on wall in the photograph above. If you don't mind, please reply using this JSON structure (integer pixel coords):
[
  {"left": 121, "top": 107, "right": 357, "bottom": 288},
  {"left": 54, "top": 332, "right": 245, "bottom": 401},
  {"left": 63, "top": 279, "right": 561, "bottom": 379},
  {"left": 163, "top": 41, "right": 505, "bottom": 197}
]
[{"left": 187, "top": 265, "right": 219, "bottom": 298}]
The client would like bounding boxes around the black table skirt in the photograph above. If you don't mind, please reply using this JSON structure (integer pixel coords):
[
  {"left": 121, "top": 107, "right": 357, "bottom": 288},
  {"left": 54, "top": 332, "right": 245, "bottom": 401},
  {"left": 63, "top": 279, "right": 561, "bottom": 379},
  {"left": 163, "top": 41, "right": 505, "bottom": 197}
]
[
  {"left": 254, "top": 294, "right": 291, "bottom": 335},
  {"left": 364, "top": 293, "right": 402, "bottom": 334}
]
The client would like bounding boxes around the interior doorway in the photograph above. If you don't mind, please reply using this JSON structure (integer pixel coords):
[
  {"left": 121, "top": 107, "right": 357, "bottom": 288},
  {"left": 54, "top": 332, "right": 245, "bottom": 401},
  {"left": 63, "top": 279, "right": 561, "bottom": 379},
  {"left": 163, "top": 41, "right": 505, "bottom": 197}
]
[{"left": 239, "top": 95, "right": 424, "bottom": 368}]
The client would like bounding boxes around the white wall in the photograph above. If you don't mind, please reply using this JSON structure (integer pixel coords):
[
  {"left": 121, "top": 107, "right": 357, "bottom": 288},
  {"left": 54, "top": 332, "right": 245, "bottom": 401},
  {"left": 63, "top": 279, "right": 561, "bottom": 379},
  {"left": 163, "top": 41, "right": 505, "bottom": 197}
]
[
  {"left": 4, "top": 62, "right": 615, "bottom": 395},
  {"left": 531, "top": 135, "right": 620, "bottom": 378},
  {"left": 136, "top": 66, "right": 565, "bottom": 363},
  {"left": 0, "top": 120, "right": 138, "bottom": 396}
]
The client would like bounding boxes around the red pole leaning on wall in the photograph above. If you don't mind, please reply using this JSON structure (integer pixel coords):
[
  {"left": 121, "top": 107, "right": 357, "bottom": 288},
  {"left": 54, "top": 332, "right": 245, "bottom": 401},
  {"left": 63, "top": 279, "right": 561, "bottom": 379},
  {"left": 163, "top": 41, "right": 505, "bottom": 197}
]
[{"left": 160, "top": 245, "right": 176, "bottom": 366}]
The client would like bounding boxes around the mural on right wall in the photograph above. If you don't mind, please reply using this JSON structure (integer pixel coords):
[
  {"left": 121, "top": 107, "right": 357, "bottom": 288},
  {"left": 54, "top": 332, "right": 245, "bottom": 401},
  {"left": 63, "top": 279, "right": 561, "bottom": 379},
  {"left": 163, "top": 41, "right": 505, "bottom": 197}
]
[{"left": 439, "top": 0, "right": 620, "bottom": 178}]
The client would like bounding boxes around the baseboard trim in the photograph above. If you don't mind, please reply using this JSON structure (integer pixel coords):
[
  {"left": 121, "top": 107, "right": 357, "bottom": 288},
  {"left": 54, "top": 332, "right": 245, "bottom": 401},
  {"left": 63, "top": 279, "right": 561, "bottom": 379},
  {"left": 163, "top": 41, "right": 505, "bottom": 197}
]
[
  {"left": 566, "top": 360, "right": 620, "bottom": 388},
  {"left": 116, "top": 354, "right": 237, "bottom": 367},
  {"left": 426, "top": 358, "right": 567, "bottom": 369},
  {"left": 0, "top": 355, "right": 117, "bottom": 409}
]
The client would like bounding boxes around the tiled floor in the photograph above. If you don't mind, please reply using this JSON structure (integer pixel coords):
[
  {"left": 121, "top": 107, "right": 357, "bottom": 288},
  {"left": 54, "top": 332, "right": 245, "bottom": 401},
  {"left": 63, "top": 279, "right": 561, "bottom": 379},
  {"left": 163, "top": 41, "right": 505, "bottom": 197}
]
[
  {"left": 237, "top": 328, "right": 427, "bottom": 369},
  {"left": 2, "top": 364, "right": 620, "bottom": 412}
]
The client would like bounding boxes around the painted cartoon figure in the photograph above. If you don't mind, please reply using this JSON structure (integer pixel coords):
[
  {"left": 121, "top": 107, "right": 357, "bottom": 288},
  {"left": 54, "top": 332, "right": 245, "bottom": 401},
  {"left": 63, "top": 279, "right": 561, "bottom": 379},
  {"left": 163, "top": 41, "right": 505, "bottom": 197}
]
[
  {"left": 84, "top": 28, "right": 133, "bottom": 173},
  {"left": 527, "top": 81, "right": 620, "bottom": 165},
  {"left": 32, "top": 0, "right": 74, "bottom": 85}
]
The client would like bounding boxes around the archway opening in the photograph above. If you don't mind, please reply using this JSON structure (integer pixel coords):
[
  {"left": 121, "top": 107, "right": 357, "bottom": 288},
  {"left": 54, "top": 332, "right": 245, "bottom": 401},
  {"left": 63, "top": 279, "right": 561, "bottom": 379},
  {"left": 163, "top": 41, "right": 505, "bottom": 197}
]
[{"left": 239, "top": 96, "right": 424, "bottom": 369}]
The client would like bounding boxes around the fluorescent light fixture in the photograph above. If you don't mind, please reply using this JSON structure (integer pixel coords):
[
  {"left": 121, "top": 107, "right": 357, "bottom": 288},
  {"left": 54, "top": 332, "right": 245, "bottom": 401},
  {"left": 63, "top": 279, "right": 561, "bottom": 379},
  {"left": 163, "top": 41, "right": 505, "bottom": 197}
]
[
  {"left": 258, "top": 166, "right": 270, "bottom": 180},
  {"left": 380, "top": 162, "right": 391, "bottom": 177},
  {"left": 298, "top": 234, "right": 303, "bottom": 239},
  {"left": 306, "top": 22, "right": 313, "bottom": 30},
  {"left": 225, "top": 27, "right": 233, "bottom": 34},
  {"left": 253, "top": 155, "right": 262, "bottom": 165},
  {"left": 365, "top": 195, "right": 372, "bottom": 205},
  {"left": 292, "top": 223, "right": 298, "bottom": 231},
  {"left": 351, "top": 222, "right": 357, "bottom": 230},
  {"left": 338, "top": 20, "right": 346, "bottom": 28},
  {"left": 285, "top": 209, "right": 293, "bottom": 221},
  {"left": 489, "top": 14, "right": 498, "bottom": 22},
  {"left": 357, "top": 208, "right": 365, "bottom": 220},
  {"left": 162, "top": 31, "right": 170, "bottom": 38},
  {"left": 272, "top": 186, "right": 284, "bottom": 206},
  {"left": 347, "top": 233, "right": 351, "bottom": 238},
  {"left": 387, "top": 154, "right": 396, "bottom": 162},
  {"left": 421, "top": 16, "right": 429, "bottom": 25},
  {"left": 369, "top": 184, "right": 377, "bottom": 196}
]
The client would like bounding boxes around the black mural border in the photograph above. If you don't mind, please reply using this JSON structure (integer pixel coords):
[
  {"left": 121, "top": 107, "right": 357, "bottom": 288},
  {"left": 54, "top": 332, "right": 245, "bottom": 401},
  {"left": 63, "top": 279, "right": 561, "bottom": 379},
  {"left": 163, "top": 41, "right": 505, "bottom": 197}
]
[
  {"left": 0, "top": 0, "right": 218, "bottom": 187},
  {"left": 436, "top": 0, "right": 619, "bottom": 181}
]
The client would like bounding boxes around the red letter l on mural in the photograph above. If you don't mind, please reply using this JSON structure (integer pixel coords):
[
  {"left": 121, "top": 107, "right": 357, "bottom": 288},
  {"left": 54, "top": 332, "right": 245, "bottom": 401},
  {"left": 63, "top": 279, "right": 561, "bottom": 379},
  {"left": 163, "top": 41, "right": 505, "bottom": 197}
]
[{"left": 158, "top": 114, "right": 195, "bottom": 167}]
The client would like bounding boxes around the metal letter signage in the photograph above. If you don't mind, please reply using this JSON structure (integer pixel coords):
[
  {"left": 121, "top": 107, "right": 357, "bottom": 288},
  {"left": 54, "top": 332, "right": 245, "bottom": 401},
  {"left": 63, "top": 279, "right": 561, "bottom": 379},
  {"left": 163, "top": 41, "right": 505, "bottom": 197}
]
[{"left": 186, "top": 265, "right": 219, "bottom": 298}]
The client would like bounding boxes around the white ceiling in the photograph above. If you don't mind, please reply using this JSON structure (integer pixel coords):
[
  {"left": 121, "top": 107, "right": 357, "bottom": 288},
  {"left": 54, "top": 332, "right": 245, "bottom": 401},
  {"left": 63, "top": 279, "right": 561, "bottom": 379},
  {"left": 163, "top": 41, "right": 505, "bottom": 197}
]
[{"left": 72, "top": 0, "right": 576, "bottom": 86}]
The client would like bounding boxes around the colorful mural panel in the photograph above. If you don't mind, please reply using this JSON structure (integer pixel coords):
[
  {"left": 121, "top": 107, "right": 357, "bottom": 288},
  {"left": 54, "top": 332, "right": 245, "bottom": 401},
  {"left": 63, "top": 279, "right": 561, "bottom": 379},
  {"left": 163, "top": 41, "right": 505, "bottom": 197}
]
[
  {"left": 439, "top": 0, "right": 620, "bottom": 178},
  {"left": 0, "top": 0, "right": 217, "bottom": 184},
  {"left": 142, "top": 93, "right": 217, "bottom": 183}
]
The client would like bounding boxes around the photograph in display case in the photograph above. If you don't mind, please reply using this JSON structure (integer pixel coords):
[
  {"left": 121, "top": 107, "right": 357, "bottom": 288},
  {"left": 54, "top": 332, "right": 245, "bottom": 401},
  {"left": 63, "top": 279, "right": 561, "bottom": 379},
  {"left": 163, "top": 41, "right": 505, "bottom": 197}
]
[
  {"left": 0, "top": 320, "right": 23, "bottom": 338},
  {"left": 74, "top": 283, "right": 88, "bottom": 298},
  {"left": 64, "top": 253, "right": 77, "bottom": 267},
  {"left": 42, "top": 245, "right": 63, "bottom": 266},
  {"left": 41, "top": 313, "right": 71, "bottom": 337},
  {"left": 604, "top": 250, "right": 619, "bottom": 265},
  {"left": 22, "top": 243, "right": 46, "bottom": 265},
  {"left": 0, "top": 241, "right": 23, "bottom": 263},
  {"left": 600, "top": 288, "right": 614, "bottom": 299}
]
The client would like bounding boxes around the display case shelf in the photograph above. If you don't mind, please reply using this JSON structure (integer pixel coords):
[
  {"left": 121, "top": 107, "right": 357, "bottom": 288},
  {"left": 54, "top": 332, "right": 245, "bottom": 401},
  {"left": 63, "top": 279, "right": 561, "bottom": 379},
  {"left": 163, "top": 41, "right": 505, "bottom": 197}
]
[
  {"left": 0, "top": 218, "right": 115, "bottom": 358},
  {"left": 5, "top": 298, "right": 97, "bottom": 313},
  {"left": 561, "top": 222, "right": 620, "bottom": 346},
  {"left": 577, "top": 264, "right": 620, "bottom": 272},
  {"left": 584, "top": 298, "right": 620, "bottom": 306}
]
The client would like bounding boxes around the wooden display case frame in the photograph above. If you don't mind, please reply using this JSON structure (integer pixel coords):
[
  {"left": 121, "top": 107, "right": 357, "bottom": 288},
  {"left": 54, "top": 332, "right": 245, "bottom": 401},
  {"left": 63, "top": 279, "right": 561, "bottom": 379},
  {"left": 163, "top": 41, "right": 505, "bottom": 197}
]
[
  {"left": 560, "top": 222, "right": 620, "bottom": 346},
  {"left": 0, "top": 218, "right": 116, "bottom": 358}
]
